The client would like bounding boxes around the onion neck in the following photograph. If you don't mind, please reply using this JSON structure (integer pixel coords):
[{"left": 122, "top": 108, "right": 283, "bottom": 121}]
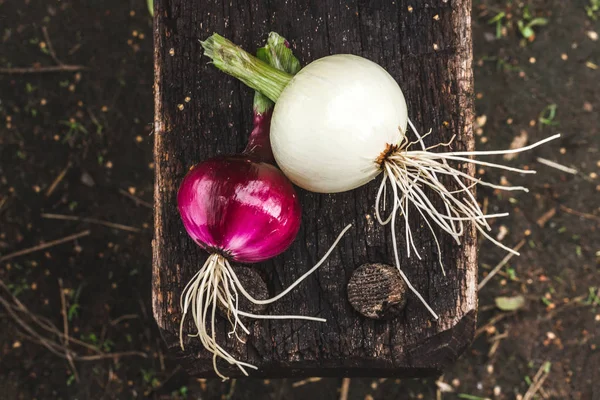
[
  {"left": 201, "top": 33, "right": 293, "bottom": 103},
  {"left": 244, "top": 106, "right": 274, "bottom": 163},
  {"left": 230, "top": 32, "right": 301, "bottom": 163}
]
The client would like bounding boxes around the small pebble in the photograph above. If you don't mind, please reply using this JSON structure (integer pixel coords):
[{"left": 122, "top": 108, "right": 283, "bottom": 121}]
[
  {"left": 560, "top": 147, "right": 566, "bottom": 154},
  {"left": 475, "top": 115, "right": 487, "bottom": 128},
  {"left": 529, "top": 57, "right": 536, "bottom": 64},
  {"left": 587, "top": 31, "right": 599, "bottom": 41},
  {"left": 407, "top": 6, "right": 413, "bottom": 12},
  {"left": 590, "top": 172, "right": 598, "bottom": 180},
  {"left": 12, "top": 341, "right": 22, "bottom": 349},
  {"left": 169, "top": 48, "right": 175, "bottom": 56},
  {"left": 433, "top": 14, "right": 440, "bottom": 21},
  {"left": 177, "top": 104, "right": 184, "bottom": 110},
  {"left": 184, "top": 96, "right": 191, "bottom": 103},
  {"left": 493, "top": 386, "right": 501, "bottom": 396},
  {"left": 452, "top": 378, "right": 461, "bottom": 388},
  {"left": 561, "top": 53, "right": 568, "bottom": 61}
]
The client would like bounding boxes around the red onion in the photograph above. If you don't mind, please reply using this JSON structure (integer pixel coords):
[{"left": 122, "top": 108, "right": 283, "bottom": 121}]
[{"left": 177, "top": 154, "right": 301, "bottom": 263}]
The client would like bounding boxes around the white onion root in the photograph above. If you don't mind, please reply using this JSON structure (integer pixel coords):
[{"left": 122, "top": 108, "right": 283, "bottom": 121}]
[
  {"left": 376, "top": 122, "right": 560, "bottom": 319},
  {"left": 179, "top": 223, "right": 352, "bottom": 380}
]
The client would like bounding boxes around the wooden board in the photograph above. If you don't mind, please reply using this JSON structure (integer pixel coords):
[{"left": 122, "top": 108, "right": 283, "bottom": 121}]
[{"left": 153, "top": 0, "right": 476, "bottom": 378}]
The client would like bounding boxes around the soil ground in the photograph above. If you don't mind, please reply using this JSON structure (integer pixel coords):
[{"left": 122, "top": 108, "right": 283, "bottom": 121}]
[{"left": 0, "top": 0, "right": 598, "bottom": 399}]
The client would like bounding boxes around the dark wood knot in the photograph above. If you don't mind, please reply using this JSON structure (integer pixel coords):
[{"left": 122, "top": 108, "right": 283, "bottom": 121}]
[{"left": 347, "top": 263, "right": 407, "bottom": 320}]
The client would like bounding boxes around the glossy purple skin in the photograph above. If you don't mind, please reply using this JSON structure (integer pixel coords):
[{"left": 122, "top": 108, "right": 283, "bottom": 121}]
[{"left": 177, "top": 155, "right": 301, "bottom": 264}]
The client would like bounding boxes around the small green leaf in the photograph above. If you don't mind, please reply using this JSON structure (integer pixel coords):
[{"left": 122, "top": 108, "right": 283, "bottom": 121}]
[
  {"left": 458, "top": 395, "right": 490, "bottom": 400},
  {"left": 495, "top": 295, "right": 526, "bottom": 311},
  {"left": 147, "top": 0, "right": 154, "bottom": 17},
  {"left": 67, "top": 303, "right": 79, "bottom": 321},
  {"left": 488, "top": 12, "right": 506, "bottom": 24},
  {"left": 528, "top": 18, "right": 549, "bottom": 27}
]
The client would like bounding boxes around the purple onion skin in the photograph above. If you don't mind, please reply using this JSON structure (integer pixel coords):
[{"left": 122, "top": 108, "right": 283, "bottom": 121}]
[
  {"left": 244, "top": 108, "right": 275, "bottom": 164},
  {"left": 177, "top": 155, "right": 301, "bottom": 264}
]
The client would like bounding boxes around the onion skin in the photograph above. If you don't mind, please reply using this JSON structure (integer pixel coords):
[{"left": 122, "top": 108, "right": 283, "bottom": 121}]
[{"left": 177, "top": 155, "right": 301, "bottom": 264}]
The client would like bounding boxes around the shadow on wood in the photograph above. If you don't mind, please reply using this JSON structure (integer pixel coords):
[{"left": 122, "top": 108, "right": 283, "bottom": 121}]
[{"left": 153, "top": 0, "right": 476, "bottom": 378}]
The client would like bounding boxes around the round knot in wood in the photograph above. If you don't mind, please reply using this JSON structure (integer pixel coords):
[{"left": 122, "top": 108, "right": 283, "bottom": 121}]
[{"left": 347, "top": 263, "right": 407, "bottom": 320}]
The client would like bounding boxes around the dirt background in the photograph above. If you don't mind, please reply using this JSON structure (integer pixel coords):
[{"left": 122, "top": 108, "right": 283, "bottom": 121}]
[{"left": 0, "top": 0, "right": 598, "bottom": 399}]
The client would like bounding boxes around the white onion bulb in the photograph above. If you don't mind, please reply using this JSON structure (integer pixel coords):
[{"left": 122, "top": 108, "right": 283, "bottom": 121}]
[{"left": 271, "top": 55, "right": 408, "bottom": 193}]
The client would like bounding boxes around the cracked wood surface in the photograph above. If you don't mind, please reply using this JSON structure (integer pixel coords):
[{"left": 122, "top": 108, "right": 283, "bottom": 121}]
[{"left": 153, "top": 0, "right": 476, "bottom": 378}]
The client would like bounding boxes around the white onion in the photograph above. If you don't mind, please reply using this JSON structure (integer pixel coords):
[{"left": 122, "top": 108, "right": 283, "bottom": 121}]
[{"left": 271, "top": 54, "right": 408, "bottom": 193}]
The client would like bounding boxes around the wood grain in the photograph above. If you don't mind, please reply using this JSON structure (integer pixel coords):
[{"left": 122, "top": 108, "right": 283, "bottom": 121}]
[{"left": 153, "top": 0, "right": 476, "bottom": 377}]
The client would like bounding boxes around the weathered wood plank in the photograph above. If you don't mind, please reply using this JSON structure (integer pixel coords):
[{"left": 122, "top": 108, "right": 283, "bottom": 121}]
[{"left": 153, "top": 0, "right": 476, "bottom": 378}]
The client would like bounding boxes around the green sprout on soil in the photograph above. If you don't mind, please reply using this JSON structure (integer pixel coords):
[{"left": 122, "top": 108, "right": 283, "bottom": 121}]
[
  {"left": 67, "top": 283, "right": 84, "bottom": 321},
  {"left": 141, "top": 368, "right": 160, "bottom": 390},
  {"left": 488, "top": 11, "right": 506, "bottom": 39},
  {"left": 517, "top": 6, "right": 548, "bottom": 42},
  {"left": 172, "top": 386, "right": 188, "bottom": 398},
  {"left": 481, "top": 55, "right": 522, "bottom": 73},
  {"left": 80, "top": 332, "right": 114, "bottom": 352},
  {"left": 586, "top": 0, "right": 600, "bottom": 20},
  {"left": 538, "top": 104, "right": 558, "bottom": 127},
  {"left": 583, "top": 287, "right": 600, "bottom": 306},
  {"left": 7, "top": 277, "right": 29, "bottom": 297},
  {"left": 540, "top": 296, "right": 553, "bottom": 307},
  {"left": 60, "top": 119, "right": 88, "bottom": 143}
]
